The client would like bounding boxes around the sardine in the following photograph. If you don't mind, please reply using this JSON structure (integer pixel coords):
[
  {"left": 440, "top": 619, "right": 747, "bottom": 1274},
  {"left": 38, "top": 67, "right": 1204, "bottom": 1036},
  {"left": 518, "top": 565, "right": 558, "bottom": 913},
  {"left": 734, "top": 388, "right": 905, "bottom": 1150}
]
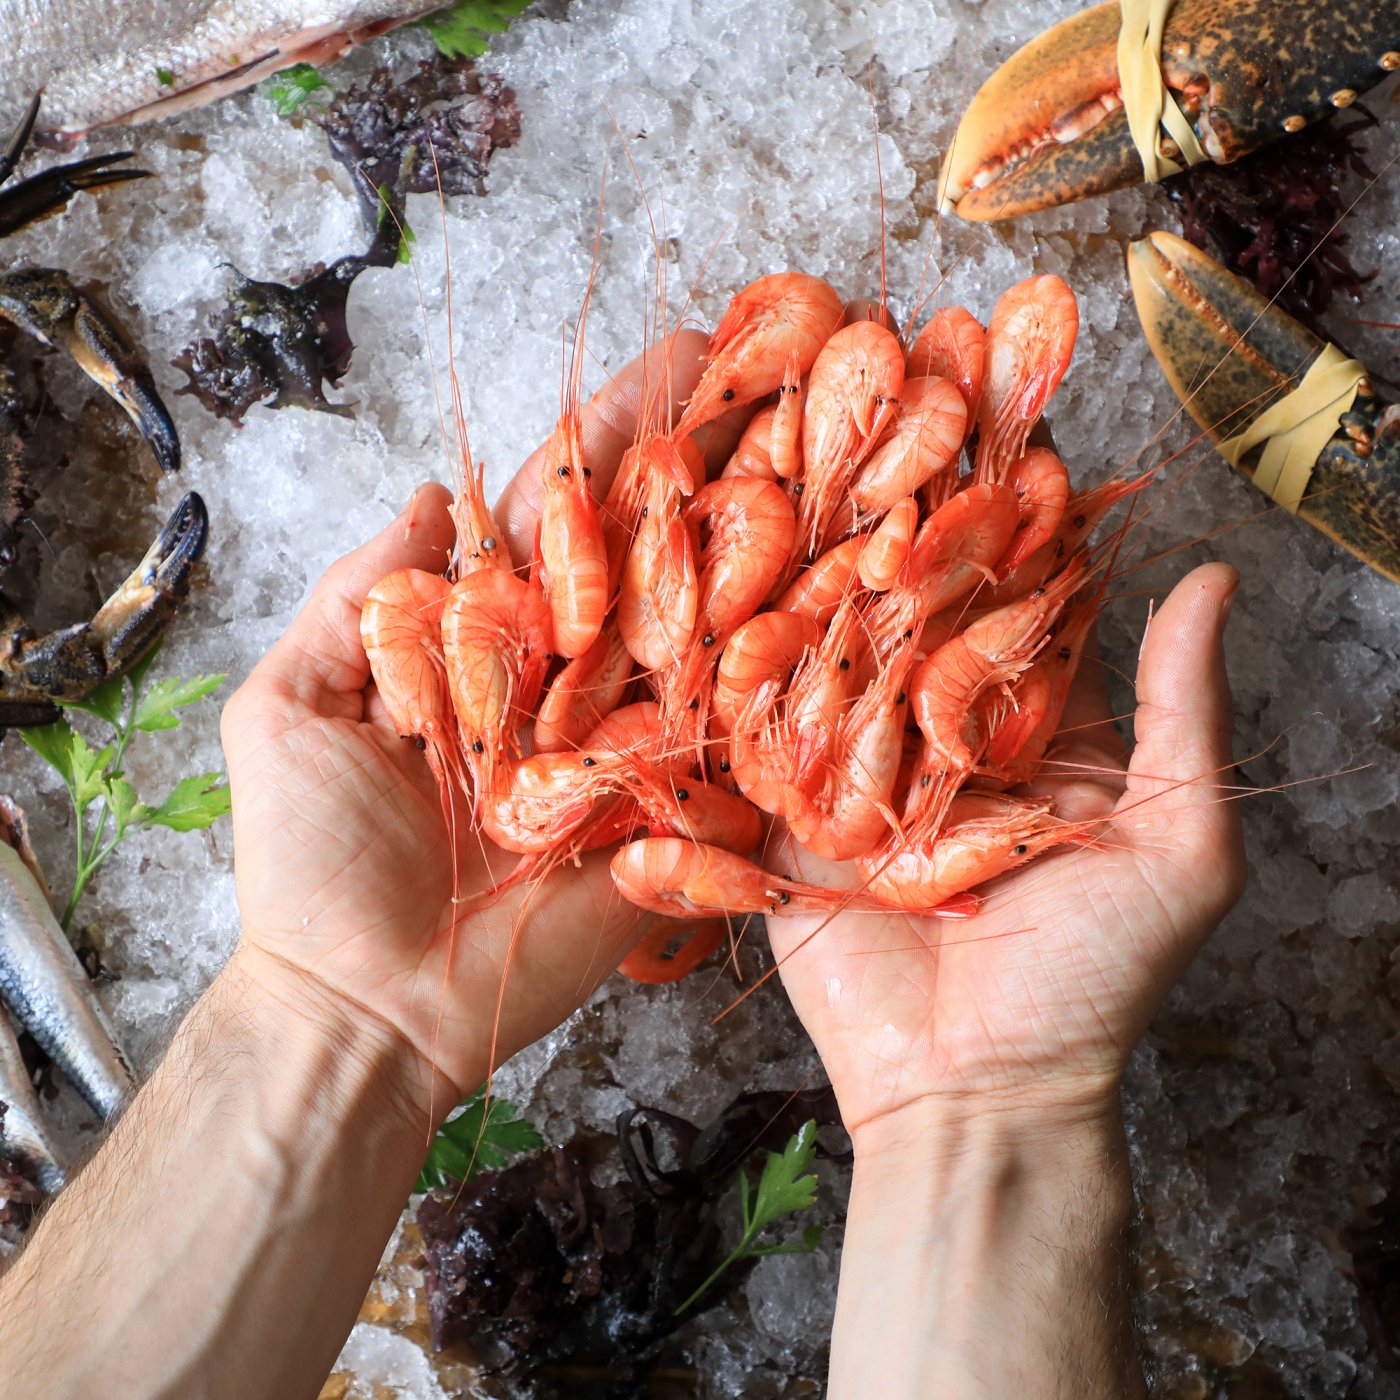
[
  {"left": 0, "top": 1, "right": 442, "bottom": 137},
  {"left": 0, "top": 837, "right": 133, "bottom": 1119},
  {"left": 0, "top": 1003, "right": 65, "bottom": 1194}
]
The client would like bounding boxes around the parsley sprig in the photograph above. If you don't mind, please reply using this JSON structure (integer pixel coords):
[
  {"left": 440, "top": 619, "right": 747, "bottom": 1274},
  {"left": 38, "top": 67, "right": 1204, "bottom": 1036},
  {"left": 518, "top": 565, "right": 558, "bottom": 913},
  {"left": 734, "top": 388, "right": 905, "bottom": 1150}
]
[
  {"left": 260, "top": 63, "right": 334, "bottom": 118},
  {"left": 675, "top": 1120, "right": 824, "bottom": 1315},
  {"left": 417, "top": 0, "right": 535, "bottom": 58},
  {"left": 416, "top": 1086, "right": 544, "bottom": 1193},
  {"left": 18, "top": 645, "right": 230, "bottom": 930}
]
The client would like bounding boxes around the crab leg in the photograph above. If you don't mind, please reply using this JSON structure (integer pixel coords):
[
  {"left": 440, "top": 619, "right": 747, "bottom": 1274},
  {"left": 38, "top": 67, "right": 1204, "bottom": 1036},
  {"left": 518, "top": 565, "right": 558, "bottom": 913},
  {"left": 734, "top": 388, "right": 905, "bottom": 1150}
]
[
  {"left": 0, "top": 269, "right": 180, "bottom": 474},
  {"left": 0, "top": 492, "right": 208, "bottom": 724},
  {"left": 939, "top": 0, "right": 1400, "bottom": 220},
  {"left": 1129, "top": 230, "right": 1400, "bottom": 582}
]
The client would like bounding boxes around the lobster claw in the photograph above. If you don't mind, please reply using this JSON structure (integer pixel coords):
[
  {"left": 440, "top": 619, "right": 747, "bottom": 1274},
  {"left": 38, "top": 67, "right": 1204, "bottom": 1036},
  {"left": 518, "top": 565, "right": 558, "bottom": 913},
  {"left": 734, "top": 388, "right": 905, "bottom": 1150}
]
[
  {"left": 1128, "top": 231, "right": 1400, "bottom": 583},
  {"left": 939, "top": 0, "right": 1400, "bottom": 221}
]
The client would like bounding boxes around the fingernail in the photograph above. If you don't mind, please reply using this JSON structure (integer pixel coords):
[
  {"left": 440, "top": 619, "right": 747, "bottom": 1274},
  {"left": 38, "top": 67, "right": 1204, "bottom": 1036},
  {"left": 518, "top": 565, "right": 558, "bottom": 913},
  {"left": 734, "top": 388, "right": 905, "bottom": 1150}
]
[{"left": 1219, "top": 568, "right": 1240, "bottom": 625}]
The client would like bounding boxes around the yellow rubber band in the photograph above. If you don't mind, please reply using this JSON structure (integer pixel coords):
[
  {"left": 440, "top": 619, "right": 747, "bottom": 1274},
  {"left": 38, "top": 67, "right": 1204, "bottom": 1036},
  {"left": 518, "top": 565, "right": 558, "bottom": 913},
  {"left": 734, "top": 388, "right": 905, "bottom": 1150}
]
[
  {"left": 1216, "top": 344, "right": 1366, "bottom": 514},
  {"left": 1117, "top": 0, "right": 1210, "bottom": 182}
]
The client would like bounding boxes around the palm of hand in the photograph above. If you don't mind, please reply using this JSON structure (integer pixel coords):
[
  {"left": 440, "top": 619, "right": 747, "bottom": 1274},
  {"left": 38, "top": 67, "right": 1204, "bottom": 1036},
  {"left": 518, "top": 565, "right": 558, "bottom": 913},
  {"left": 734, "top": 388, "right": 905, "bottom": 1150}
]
[{"left": 767, "top": 567, "right": 1245, "bottom": 1135}]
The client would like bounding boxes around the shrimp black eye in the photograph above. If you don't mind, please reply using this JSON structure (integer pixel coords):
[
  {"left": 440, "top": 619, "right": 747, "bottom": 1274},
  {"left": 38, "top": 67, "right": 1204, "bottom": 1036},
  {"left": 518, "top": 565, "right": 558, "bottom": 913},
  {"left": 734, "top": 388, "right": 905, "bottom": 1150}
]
[
  {"left": 1032, "top": 587, "right": 1046, "bottom": 599},
  {"left": 481, "top": 536, "right": 496, "bottom": 550},
  {"left": 1014, "top": 844, "right": 1028, "bottom": 855},
  {"left": 414, "top": 736, "right": 427, "bottom": 750},
  {"left": 792, "top": 482, "right": 804, "bottom": 496},
  {"left": 920, "top": 773, "right": 930, "bottom": 788},
  {"left": 688, "top": 698, "right": 700, "bottom": 710},
  {"left": 583, "top": 756, "right": 596, "bottom": 767},
  {"left": 777, "top": 890, "right": 790, "bottom": 905},
  {"left": 472, "top": 740, "right": 484, "bottom": 754},
  {"left": 703, "top": 633, "right": 715, "bottom": 647},
  {"left": 641, "top": 506, "right": 649, "bottom": 518},
  {"left": 676, "top": 788, "right": 689, "bottom": 801},
  {"left": 583, "top": 467, "right": 592, "bottom": 478},
  {"left": 838, "top": 658, "right": 850, "bottom": 671},
  {"left": 722, "top": 388, "right": 736, "bottom": 401},
  {"left": 896, "top": 691, "right": 906, "bottom": 705},
  {"left": 1073, "top": 514, "right": 1087, "bottom": 528},
  {"left": 558, "top": 465, "right": 571, "bottom": 477},
  {"left": 718, "top": 758, "right": 731, "bottom": 773},
  {"left": 1058, "top": 647, "right": 1071, "bottom": 661}
]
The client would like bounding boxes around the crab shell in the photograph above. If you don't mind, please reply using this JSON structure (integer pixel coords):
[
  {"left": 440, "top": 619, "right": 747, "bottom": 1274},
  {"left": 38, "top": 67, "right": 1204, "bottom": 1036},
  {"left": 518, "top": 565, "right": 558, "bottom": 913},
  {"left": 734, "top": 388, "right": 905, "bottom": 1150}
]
[
  {"left": 1129, "top": 230, "right": 1400, "bottom": 584},
  {"left": 939, "top": 0, "right": 1400, "bottom": 220}
]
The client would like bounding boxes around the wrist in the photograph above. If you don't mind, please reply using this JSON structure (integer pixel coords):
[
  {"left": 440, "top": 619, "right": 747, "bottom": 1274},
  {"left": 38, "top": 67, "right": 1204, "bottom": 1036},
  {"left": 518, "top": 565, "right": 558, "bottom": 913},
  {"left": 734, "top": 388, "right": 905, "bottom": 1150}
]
[{"left": 224, "top": 940, "right": 454, "bottom": 1136}]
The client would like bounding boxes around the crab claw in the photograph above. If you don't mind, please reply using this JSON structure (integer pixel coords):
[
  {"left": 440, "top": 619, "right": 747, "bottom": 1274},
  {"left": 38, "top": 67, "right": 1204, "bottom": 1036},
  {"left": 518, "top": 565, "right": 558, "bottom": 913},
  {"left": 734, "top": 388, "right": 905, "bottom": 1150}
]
[
  {"left": 0, "top": 269, "right": 179, "bottom": 474},
  {"left": 1129, "top": 230, "right": 1400, "bottom": 583},
  {"left": 939, "top": 0, "right": 1400, "bottom": 220},
  {"left": 0, "top": 492, "right": 207, "bottom": 726}
]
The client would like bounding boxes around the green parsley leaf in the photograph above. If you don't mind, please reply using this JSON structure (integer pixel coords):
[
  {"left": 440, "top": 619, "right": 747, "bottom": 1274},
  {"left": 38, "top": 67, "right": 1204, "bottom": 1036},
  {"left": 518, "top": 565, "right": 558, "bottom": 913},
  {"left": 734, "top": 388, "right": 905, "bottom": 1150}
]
[
  {"left": 155, "top": 67, "right": 176, "bottom": 88},
  {"left": 415, "top": 1088, "right": 544, "bottom": 1193},
  {"left": 145, "top": 774, "right": 231, "bottom": 833},
  {"left": 417, "top": 0, "right": 534, "bottom": 59},
  {"left": 104, "top": 778, "right": 150, "bottom": 837},
  {"left": 18, "top": 718, "right": 78, "bottom": 787},
  {"left": 134, "top": 673, "right": 226, "bottom": 733},
  {"left": 260, "top": 62, "right": 333, "bottom": 119},
  {"left": 69, "top": 731, "right": 115, "bottom": 808},
  {"left": 674, "top": 1120, "right": 823, "bottom": 1315},
  {"left": 65, "top": 675, "right": 127, "bottom": 727}
]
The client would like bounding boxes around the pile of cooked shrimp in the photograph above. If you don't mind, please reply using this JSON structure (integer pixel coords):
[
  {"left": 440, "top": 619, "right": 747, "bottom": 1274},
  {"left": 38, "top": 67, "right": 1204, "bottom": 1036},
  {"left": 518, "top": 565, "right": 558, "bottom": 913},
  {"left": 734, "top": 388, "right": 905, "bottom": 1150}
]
[{"left": 362, "top": 271, "right": 1136, "bottom": 980}]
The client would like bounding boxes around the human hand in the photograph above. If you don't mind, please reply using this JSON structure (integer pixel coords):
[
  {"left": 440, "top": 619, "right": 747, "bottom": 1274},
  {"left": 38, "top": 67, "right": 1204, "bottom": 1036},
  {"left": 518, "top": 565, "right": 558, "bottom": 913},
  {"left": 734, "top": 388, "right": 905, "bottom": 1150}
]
[
  {"left": 767, "top": 562, "right": 1246, "bottom": 1145},
  {"left": 220, "top": 330, "right": 741, "bottom": 1121}
]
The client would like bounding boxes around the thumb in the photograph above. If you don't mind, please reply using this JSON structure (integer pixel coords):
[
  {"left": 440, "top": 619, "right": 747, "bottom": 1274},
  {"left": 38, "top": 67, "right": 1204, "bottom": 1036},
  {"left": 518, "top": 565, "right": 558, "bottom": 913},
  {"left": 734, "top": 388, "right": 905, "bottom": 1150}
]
[{"left": 1117, "top": 561, "right": 1245, "bottom": 914}]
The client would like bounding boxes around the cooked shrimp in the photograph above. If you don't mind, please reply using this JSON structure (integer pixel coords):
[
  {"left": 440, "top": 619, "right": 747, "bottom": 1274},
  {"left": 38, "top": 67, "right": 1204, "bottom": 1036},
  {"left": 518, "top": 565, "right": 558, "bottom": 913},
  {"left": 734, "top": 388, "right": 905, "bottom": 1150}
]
[
  {"left": 774, "top": 536, "right": 866, "bottom": 623},
  {"left": 906, "top": 306, "right": 984, "bottom": 444},
  {"left": 857, "top": 495, "right": 919, "bottom": 592},
  {"left": 674, "top": 272, "right": 844, "bottom": 438},
  {"left": 538, "top": 407, "right": 609, "bottom": 658},
  {"left": 770, "top": 349, "right": 804, "bottom": 479},
  {"left": 849, "top": 376, "right": 966, "bottom": 517},
  {"left": 974, "top": 275, "right": 1078, "bottom": 484},
  {"left": 712, "top": 610, "right": 821, "bottom": 738},
  {"left": 996, "top": 447, "right": 1070, "bottom": 579},
  {"left": 533, "top": 618, "right": 635, "bottom": 753},
  {"left": 617, "top": 454, "right": 699, "bottom": 671},
  {"left": 721, "top": 405, "right": 780, "bottom": 481}
]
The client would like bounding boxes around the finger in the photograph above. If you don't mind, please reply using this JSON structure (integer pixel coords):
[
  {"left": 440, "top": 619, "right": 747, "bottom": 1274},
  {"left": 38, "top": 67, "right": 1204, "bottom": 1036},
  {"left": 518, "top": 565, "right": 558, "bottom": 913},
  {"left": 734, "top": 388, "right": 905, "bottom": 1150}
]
[
  {"left": 496, "top": 328, "right": 710, "bottom": 567},
  {"left": 1115, "top": 564, "right": 1244, "bottom": 899},
  {"left": 257, "top": 483, "right": 456, "bottom": 705}
]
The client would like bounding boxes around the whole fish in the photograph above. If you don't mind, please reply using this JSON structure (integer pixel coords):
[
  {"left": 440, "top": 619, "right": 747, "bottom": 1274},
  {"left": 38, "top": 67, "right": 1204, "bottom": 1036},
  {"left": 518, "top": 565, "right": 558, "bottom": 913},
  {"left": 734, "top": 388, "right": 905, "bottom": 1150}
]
[
  {"left": 0, "top": 1, "right": 444, "bottom": 137},
  {"left": 0, "top": 837, "right": 133, "bottom": 1120},
  {"left": 0, "top": 1003, "right": 65, "bottom": 1194}
]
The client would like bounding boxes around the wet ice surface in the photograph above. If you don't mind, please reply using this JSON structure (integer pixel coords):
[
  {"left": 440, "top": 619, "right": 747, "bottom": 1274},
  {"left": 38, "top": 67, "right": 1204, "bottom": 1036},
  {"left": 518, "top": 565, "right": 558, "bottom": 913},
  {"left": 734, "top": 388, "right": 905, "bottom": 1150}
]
[{"left": 4, "top": 0, "right": 1400, "bottom": 1393}]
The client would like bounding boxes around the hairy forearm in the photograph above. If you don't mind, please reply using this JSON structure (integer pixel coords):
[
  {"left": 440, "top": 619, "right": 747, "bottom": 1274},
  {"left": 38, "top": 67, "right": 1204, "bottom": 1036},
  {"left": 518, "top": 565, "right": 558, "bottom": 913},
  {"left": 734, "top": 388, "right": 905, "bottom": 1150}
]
[
  {"left": 0, "top": 944, "right": 441, "bottom": 1400},
  {"left": 830, "top": 1096, "right": 1144, "bottom": 1400}
]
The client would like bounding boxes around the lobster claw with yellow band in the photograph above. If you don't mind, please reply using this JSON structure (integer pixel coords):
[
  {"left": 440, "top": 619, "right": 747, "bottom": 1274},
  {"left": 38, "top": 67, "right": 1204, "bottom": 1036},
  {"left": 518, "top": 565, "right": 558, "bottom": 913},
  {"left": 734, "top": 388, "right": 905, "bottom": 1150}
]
[
  {"left": 938, "top": 0, "right": 1400, "bottom": 220},
  {"left": 1129, "top": 231, "right": 1400, "bottom": 584}
]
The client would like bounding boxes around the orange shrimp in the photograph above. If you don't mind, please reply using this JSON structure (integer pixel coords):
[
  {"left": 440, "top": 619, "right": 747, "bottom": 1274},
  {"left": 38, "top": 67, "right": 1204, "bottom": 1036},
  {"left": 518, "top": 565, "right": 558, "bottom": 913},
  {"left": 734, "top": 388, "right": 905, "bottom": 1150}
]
[
  {"left": 617, "top": 453, "right": 699, "bottom": 671},
  {"left": 477, "top": 751, "right": 605, "bottom": 854},
  {"left": 441, "top": 569, "right": 553, "bottom": 747},
  {"left": 783, "top": 645, "right": 912, "bottom": 861},
  {"left": 610, "top": 837, "right": 851, "bottom": 919},
  {"left": 974, "top": 275, "right": 1078, "bottom": 485},
  {"left": 674, "top": 272, "right": 844, "bottom": 438},
  {"left": 618, "top": 915, "right": 730, "bottom": 984},
  {"left": 774, "top": 536, "right": 866, "bottom": 623},
  {"left": 538, "top": 406, "right": 609, "bottom": 658},
  {"left": 721, "top": 405, "right": 779, "bottom": 481},
  {"left": 770, "top": 349, "right": 804, "bottom": 479},
  {"left": 909, "top": 560, "right": 1086, "bottom": 780},
  {"left": 857, "top": 793, "right": 1095, "bottom": 914},
  {"left": 857, "top": 495, "right": 919, "bottom": 592},
  {"left": 791, "top": 319, "right": 905, "bottom": 563},
  {"left": 996, "top": 447, "right": 1070, "bottom": 579},
  {"left": 360, "top": 568, "right": 467, "bottom": 796},
  {"left": 712, "top": 610, "right": 821, "bottom": 738},
  {"left": 849, "top": 376, "right": 966, "bottom": 517},
  {"left": 533, "top": 618, "right": 635, "bottom": 753},
  {"left": 906, "top": 306, "right": 984, "bottom": 443}
]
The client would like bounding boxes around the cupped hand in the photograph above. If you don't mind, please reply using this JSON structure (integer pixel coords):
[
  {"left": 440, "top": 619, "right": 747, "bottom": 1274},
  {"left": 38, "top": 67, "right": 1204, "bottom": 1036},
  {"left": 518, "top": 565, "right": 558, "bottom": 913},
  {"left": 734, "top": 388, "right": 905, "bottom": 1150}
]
[
  {"left": 220, "top": 330, "right": 744, "bottom": 1118},
  {"left": 767, "top": 563, "right": 1247, "bottom": 1138}
]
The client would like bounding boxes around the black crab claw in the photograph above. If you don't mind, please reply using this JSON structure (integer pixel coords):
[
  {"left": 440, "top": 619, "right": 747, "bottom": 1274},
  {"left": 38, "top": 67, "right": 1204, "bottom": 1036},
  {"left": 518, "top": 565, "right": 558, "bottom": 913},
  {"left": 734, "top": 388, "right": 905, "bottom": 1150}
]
[
  {"left": 0, "top": 492, "right": 207, "bottom": 728},
  {"left": 0, "top": 97, "right": 150, "bottom": 239},
  {"left": 0, "top": 269, "right": 180, "bottom": 474}
]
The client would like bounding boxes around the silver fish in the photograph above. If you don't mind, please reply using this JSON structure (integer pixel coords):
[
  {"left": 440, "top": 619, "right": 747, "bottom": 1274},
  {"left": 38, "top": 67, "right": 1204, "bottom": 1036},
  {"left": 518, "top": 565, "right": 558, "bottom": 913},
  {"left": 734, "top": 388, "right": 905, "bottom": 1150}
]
[
  {"left": 0, "top": 1, "right": 442, "bottom": 137},
  {"left": 0, "top": 837, "right": 133, "bottom": 1120},
  {"left": 0, "top": 1003, "right": 65, "bottom": 1194}
]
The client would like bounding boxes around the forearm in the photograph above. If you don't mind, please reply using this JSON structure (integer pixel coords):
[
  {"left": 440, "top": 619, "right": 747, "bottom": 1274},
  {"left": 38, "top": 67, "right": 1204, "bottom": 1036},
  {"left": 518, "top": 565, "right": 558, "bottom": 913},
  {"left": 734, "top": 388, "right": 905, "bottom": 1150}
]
[
  {"left": 0, "top": 944, "right": 443, "bottom": 1400},
  {"left": 830, "top": 1095, "right": 1144, "bottom": 1400}
]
